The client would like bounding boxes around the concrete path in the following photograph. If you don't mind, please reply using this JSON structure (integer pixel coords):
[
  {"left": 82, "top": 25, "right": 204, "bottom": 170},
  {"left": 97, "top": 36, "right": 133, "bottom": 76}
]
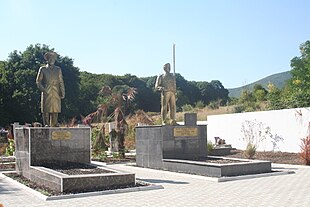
[{"left": 1, "top": 163, "right": 310, "bottom": 207}]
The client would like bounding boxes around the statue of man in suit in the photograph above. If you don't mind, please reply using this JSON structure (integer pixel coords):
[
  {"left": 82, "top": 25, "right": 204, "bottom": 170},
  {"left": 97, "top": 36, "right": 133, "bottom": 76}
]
[{"left": 36, "top": 52, "right": 65, "bottom": 127}]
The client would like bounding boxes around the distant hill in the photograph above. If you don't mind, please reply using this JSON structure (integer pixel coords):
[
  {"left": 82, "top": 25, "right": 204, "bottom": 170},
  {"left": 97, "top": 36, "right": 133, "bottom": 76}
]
[{"left": 228, "top": 71, "right": 292, "bottom": 98}]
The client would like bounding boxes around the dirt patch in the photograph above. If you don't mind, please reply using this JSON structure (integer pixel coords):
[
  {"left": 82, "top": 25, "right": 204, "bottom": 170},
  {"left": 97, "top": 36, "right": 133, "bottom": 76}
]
[
  {"left": 40, "top": 162, "right": 113, "bottom": 175},
  {"left": 205, "top": 157, "right": 246, "bottom": 164},
  {"left": 191, "top": 157, "right": 246, "bottom": 164},
  {"left": 93, "top": 156, "right": 136, "bottom": 164},
  {"left": 223, "top": 150, "right": 304, "bottom": 165}
]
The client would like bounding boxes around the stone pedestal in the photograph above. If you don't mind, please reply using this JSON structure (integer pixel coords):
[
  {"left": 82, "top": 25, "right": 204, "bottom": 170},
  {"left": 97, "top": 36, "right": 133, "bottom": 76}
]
[
  {"left": 15, "top": 126, "right": 91, "bottom": 177},
  {"left": 136, "top": 113, "right": 207, "bottom": 169},
  {"left": 14, "top": 126, "right": 135, "bottom": 193},
  {"left": 184, "top": 113, "right": 197, "bottom": 126}
]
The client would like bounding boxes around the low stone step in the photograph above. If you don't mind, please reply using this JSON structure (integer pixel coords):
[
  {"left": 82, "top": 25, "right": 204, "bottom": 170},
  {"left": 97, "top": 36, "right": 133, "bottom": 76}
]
[
  {"left": 0, "top": 161, "right": 15, "bottom": 165},
  {"left": 0, "top": 161, "right": 15, "bottom": 171},
  {"left": 0, "top": 156, "right": 16, "bottom": 162}
]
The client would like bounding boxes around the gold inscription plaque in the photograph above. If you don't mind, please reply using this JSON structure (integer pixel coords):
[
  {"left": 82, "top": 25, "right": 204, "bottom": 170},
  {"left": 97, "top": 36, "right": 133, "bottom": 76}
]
[
  {"left": 174, "top": 127, "right": 198, "bottom": 137},
  {"left": 52, "top": 131, "right": 72, "bottom": 140}
]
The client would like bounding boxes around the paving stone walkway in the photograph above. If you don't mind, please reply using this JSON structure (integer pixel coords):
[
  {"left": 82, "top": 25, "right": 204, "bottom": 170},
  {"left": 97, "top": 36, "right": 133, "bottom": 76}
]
[{"left": 1, "top": 163, "right": 310, "bottom": 207}]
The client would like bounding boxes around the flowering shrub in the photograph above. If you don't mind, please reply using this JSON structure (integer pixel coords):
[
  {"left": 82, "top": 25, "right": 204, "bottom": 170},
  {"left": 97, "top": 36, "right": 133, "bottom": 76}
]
[
  {"left": 5, "top": 139, "right": 15, "bottom": 156},
  {"left": 300, "top": 135, "right": 310, "bottom": 165}
]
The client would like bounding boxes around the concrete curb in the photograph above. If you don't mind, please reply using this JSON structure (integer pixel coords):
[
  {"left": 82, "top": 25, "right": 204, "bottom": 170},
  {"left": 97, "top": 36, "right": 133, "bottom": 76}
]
[
  {"left": 272, "top": 163, "right": 310, "bottom": 169},
  {"left": 123, "top": 163, "right": 295, "bottom": 182},
  {"left": 217, "top": 170, "right": 295, "bottom": 182},
  {"left": 46, "top": 181, "right": 163, "bottom": 201}
]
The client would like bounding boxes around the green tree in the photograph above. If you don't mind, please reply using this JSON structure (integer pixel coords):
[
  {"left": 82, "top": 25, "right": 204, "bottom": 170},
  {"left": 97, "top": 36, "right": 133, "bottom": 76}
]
[
  {"left": 57, "top": 55, "right": 81, "bottom": 121},
  {"left": 239, "top": 89, "right": 255, "bottom": 103},
  {"left": 238, "top": 89, "right": 259, "bottom": 112},
  {"left": 121, "top": 74, "right": 158, "bottom": 113},
  {"left": 286, "top": 40, "right": 310, "bottom": 107},
  {"left": 210, "top": 80, "right": 229, "bottom": 105},
  {"left": 266, "top": 83, "right": 286, "bottom": 110},
  {"left": 0, "top": 61, "right": 11, "bottom": 125},
  {"left": 253, "top": 84, "right": 267, "bottom": 101},
  {"left": 196, "top": 81, "right": 212, "bottom": 104},
  {"left": 79, "top": 72, "right": 102, "bottom": 116},
  {"left": 0, "top": 45, "right": 47, "bottom": 125},
  {"left": 175, "top": 74, "right": 200, "bottom": 107},
  {"left": 196, "top": 80, "right": 229, "bottom": 106}
]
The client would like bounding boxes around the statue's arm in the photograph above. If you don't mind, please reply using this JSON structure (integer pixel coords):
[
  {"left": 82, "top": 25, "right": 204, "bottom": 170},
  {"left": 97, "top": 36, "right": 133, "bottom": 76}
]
[
  {"left": 155, "top": 75, "right": 163, "bottom": 91},
  {"left": 36, "top": 67, "right": 46, "bottom": 92},
  {"left": 58, "top": 68, "right": 65, "bottom": 99}
]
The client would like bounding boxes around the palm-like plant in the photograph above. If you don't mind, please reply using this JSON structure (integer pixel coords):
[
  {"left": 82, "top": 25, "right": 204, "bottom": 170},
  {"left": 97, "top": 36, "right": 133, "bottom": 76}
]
[{"left": 83, "top": 85, "right": 137, "bottom": 158}]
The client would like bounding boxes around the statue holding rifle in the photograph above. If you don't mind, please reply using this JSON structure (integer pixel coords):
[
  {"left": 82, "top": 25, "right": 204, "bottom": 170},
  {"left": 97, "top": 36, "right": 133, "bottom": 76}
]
[{"left": 155, "top": 62, "right": 177, "bottom": 125}]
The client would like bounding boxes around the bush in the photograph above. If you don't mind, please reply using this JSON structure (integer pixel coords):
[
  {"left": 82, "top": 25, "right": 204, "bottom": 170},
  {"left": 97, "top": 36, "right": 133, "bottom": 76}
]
[
  {"left": 91, "top": 127, "right": 100, "bottom": 144},
  {"left": 5, "top": 139, "right": 15, "bottom": 156},
  {"left": 300, "top": 135, "right": 310, "bottom": 165},
  {"left": 208, "top": 101, "right": 219, "bottom": 110},
  {"left": 92, "top": 150, "right": 107, "bottom": 161},
  {"left": 244, "top": 143, "right": 256, "bottom": 159},
  {"left": 207, "top": 140, "right": 214, "bottom": 152},
  {"left": 233, "top": 104, "right": 245, "bottom": 113},
  {"left": 181, "top": 104, "right": 193, "bottom": 112},
  {"left": 195, "top": 100, "right": 205, "bottom": 109},
  {"left": 91, "top": 126, "right": 107, "bottom": 151}
]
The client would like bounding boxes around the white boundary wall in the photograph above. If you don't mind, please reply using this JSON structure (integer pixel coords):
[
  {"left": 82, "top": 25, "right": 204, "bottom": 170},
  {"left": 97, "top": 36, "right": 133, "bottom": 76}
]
[{"left": 206, "top": 107, "right": 310, "bottom": 153}]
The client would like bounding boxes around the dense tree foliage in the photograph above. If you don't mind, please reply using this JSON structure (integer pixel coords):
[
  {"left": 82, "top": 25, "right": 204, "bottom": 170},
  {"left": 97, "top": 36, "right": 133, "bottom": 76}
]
[
  {"left": 57, "top": 55, "right": 81, "bottom": 120},
  {"left": 253, "top": 84, "right": 268, "bottom": 101},
  {"left": 195, "top": 80, "right": 229, "bottom": 106},
  {"left": 266, "top": 83, "right": 285, "bottom": 110},
  {"left": 235, "top": 84, "right": 268, "bottom": 112},
  {"left": 286, "top": 40, "right": 310, "bottom": 107},
  {"left": 79, "top": 73, "right": 159, "bottom": 115},
  {"left": 0, "top": 45, "right": 46, "bottom": 125}
]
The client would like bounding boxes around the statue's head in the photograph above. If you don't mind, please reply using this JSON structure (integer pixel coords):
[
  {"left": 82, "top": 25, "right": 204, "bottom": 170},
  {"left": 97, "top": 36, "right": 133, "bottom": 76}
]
[
  {"left": 163, "top": 63, "right": 170, "bottom": 73},
  {"left": 44, "top": 52, "right": 57, "bottom": 65}
]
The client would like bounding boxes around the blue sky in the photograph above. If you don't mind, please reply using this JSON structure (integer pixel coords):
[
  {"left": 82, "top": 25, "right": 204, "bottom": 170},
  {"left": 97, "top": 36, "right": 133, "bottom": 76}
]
[{"left": 0, "top": 0, "right": 309, "bottom": 88}]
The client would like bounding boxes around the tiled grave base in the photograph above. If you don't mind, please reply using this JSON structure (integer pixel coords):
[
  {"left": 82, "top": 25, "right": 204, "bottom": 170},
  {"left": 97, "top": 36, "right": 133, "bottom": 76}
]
[
  {"left": 163, "top": 157, "right": 271, "bottom": 177},
  {"left": 27, "top": 164, "right": 135, "bottom": 193}
]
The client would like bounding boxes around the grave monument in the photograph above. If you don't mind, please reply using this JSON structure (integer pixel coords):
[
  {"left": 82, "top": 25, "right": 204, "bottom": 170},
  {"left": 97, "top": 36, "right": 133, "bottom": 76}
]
[
  {"left": 136, "top": 61, "right": 271, "bottom": 177},
  {"left": 14, "top": 53, "right": 135, "bottom": 193},
  {"left": 136, "top": 113, "right": 272, "bottom": 178},
  {"left": 14, "top": 125, "right": 135, "bottom": 193}
]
